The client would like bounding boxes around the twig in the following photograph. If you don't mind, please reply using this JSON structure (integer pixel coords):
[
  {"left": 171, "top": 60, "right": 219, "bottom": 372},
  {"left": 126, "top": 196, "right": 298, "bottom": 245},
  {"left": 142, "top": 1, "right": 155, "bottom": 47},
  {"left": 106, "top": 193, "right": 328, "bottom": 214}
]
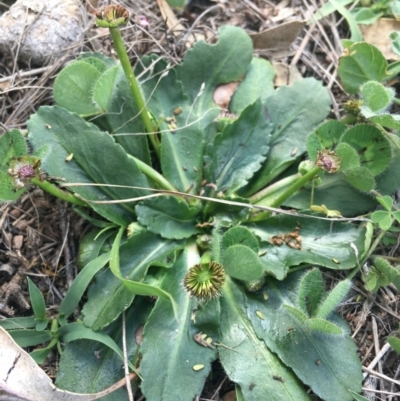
[{"left": 122, "top": 311, "right": 134, "bottom": 401}]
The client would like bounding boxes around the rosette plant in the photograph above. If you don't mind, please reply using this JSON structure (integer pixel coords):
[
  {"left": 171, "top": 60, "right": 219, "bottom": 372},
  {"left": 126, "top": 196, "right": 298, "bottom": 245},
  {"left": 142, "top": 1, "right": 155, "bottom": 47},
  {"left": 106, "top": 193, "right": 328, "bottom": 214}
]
[{"left": 2, "top": 5, "right": 400, "bottom": 401}]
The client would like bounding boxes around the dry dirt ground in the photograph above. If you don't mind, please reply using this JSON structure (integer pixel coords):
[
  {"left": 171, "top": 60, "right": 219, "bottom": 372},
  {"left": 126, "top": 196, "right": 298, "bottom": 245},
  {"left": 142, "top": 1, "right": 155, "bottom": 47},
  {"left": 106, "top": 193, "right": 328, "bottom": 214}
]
[{"left": 1, "top": 0, "right": 400, "bottom": 400}]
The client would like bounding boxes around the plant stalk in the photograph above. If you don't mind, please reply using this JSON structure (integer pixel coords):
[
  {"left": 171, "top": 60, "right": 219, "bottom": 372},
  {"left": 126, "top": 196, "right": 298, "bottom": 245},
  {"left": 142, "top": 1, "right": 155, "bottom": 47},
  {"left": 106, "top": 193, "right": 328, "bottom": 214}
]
[
  {"left": 109, "top": 27, "right": 160, "bottom": 157},
  {"left": 31, "top": 178, "right": 87, "bottom": 206},
  {"left": 249, "top": 166, "right": 322, "bottom": 221}
]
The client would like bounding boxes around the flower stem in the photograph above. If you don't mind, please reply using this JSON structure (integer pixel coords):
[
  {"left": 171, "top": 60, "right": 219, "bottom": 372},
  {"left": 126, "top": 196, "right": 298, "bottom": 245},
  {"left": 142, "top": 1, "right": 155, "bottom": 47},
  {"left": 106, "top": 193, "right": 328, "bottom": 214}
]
[
  {"left": 128, "top": 155, "right": 177, "bottom": 192},
  {"left": 109, "top": 27, "right": 160, "bottom": 157},
  {"left": 31, "top": 178, "right": 87, "bottom": 206},
  {"left": 249, "top": 166, "right": 322, "bottom": 221}
]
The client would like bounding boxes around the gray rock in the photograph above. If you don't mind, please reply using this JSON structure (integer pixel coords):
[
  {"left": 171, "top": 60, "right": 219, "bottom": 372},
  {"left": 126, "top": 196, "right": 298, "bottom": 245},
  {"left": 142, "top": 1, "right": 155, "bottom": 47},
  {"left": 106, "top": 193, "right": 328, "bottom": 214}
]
[{"left": 0, "top": 0, "right": 86, "bottom": 66}]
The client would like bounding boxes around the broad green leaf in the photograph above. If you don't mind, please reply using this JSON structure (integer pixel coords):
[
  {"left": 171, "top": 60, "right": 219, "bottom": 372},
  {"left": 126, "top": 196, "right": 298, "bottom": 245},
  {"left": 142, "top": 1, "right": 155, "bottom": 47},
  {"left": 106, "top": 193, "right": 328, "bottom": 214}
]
[
  {"left": 140, "top": 243, "right": 216, "bottom": 401},
  {"left": 53, "top": 61, "right": 102, "bottom": 116},
  {"left": 352, "top": 8, "right": 383, "bottom": 24},
  {"left": 245, "top": 272, "right": 363, "bottom": 401},
  {"left": 230, "top": 57, "right": 275, "bottom": 113},
  {"left": 392, "top": 210, "right": 400, "bottom": 224},
  {"left": 343, "top": 166, "right": 375, "bottom": 191},
  {"left": 0, "top": 316, "right": 37, "bottom": 330},
  {"left": 204, "top": 100, "right": 271, "bottom": 195},
  {"left": 285, "top": 172, "right": 377, "bottom": 216},
  {"left": 27, "top": 277, "right": 46, "bottom": 320},
  {"left": 78, "top": 56, "right": 107, "bottom": 73},
  {"left": 371, "top": 210, "right": 393, "bottom": 231},
  {"left": 341, "top": 124, "right": 391, "bottom": 176},
  {"left": 56, "top": 323, "right": 135, "bottom": 372},
  {"left": 369, "top": 114, "right": 400, "bottom": 130},
  {"left": 388, "top": 336, "right": 400, "bottom": 354},
  {"left": 219, "top": 278, "right": 312, "bottom": 401},
  {"left": 315, "top": 279, "right": 351, "bottom": 319},
  {"left": 77, "top": 228, "right": 114, "bottom": 269},
  {"left": 221, "top": 226, "right": 259, "bottom": 252},
  {"left": 137, "top": 56, "right": 204, "bottom": 193},
  {"left": 177, "top": 25, "right": 253, "bottom": 116},
  {"left": 338, "top": 42, "right": 388, "bottom": 94},
  {"left": 59, "top": 252, "right": 111, "bottom": 318},
  {"left": 56, "top": 299, "right": 151, "bottom": 400},
  {"left": 360, "top": 81, "right": 394, "bottom": 115},
  {"left": 248, "top": 215, "right": 365, "bottom": 278},
  {"left": 336, "top": 142, "right": 360, "bottom": 172},
  {"left": 136, "top": 195, "right": 201, "bottom": 239},
  {"left": 243, "top": 78, "right": 331, "bottom": 195},
  {"left": 376, "top": 195, "right": 394, "bottom": 211},
  {"left": 306, "top": 120, "right": 347, "bottom": 161},
  {"left": 166, "top": 0, "right": 186, "bottom": 8},
  {"left": 82, "top": 231, "right": 183, "bottom": 330},
  {"left": 28, "top": 106, "right": 150, "bottom": 226},
  {"left": 223, "top": 245, "right": 264, "bottom": 281},
  {"left": 92, "top": 65, "right": 150, "bottom": 163},
  {"left": 297, "top": 268, "right": 325, "bottom": 317},
  {"left": 9, "top": 330, "right": 52, "bottom": 347}
]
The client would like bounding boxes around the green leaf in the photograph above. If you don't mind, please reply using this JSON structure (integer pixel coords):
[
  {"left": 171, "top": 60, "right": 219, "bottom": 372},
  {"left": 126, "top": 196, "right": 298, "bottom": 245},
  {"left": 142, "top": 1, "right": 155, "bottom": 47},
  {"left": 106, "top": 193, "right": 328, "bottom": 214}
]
[
  {"left": 82, "top": 230, "right": 183, "bottom": 330},
  {"left": 77, "top": 228, "right": 114, "bottom": 269},
  {"left": 0, "top": 316, "right": 37, "bottom": 330},
  {"left": 371, "top": 210, "right": 393, "bottom": 231},
  {"left": 177, "top": 26, "right": 253, "bottom": 116},
  {"left": 223, "top": 245, "right": 264, "bottom": 281},
  {"left": 204, "top": 100, "right": 271, "bottom": 195},
  {"left": 56, "top": 298, "right": 151, "bottom": 399},
  {"left": 360, "top": 81, "right": 394, "bottom": 115},
  {"left": 340, "top": 124, "right": 391, "bottom": 176},
  {"left": 315, "top": 280, "right": 351, "bottom": 319},
  {"left": 369, "top": 114, "right": 400, "bottom": 130},
  {"left": 338, "top": 42, "right": 388, "bottom": 94},
  {"left": 245, "top": 272, "right": 363, "bottom": 401},
  {"left": 336, "top": 142, "right": 361, "bottom": 172},
  {"left": 27, "top": 277, "right": 46, "bottom": 321},
  {"left": 230, "top": 57, "right": 275, "bottom": 114},
  {"left": 136, "top": 196, "right": 201, "bottom": 239},
  {"left": 221, "top": 226, "right": 259, "bottom": 253},
  {"left": 283, "top": 304, "right": 308, "bottom": 322},
  {"left": 244, "top": 78, "right": 331, "bottom": 195},
  {"left": 137, "top": 56, "right": 203, "bottom": 193},
  {"left": 248, "top": 215, "right": 365, "bottom": 278},
  {"left": 298, "top": 269, "right": 325, "bottom": 317},
  {"left": 28, "top": 106, "right": 150, "bottom": 226},
  {"left": 56, "top": 322, "right": 136, "bottom": 372},
  {"left": 343, "top": 166, "right": 375, "bottom": 191},
  {"left": 304, "top": 318, "right": 343, "bottom": 335},
  {"left": 59, "top": 252, "right": 110, "bottom": 318},
  {"left": 392, "top": 210, "right": 400, "bottom": 224},
  {"left": 374, "top": 257, "right": 400, "bottom": 291},
  {"left": 92, "top": 65, "right": 150, "bottom": 163},
  {"left": 219, "top": 278, "right": 312, "bottom": 401},
  {"left": 376, "top": 195, "right": 393, "bottom": 211},
  {"left": 388, "top": 336, "right": 400, "bottom": 354},
  {"left": 140, "top": 243, "right": 216, "bottom": 401},
  {"left": 9, "top": 330, "right": 52, "bottom": 347},
  {"left": 306, "top": 120, "right": 347, "bottom": 162},
  {"left": 53, "top": 61, "right": 102, "bottom": 117}
]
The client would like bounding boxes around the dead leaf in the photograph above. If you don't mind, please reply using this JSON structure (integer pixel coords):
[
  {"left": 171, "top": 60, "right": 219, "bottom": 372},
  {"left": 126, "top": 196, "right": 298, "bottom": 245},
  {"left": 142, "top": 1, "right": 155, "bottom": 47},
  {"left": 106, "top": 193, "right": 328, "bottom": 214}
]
[
  {"left": 0, "top": 327, "right": 133, "bottom": 401},
  {"left": 360, "top": 18, "right": 400, "bottom": 60},
  {"left": 271, "top": 61, "right": 302, "bottom": 86},
  {"left": 250, "top": 21, "right": 305, "bottom": 51},
  {"left": 213, "top": 82, "right": 240, "bottom": 109}
]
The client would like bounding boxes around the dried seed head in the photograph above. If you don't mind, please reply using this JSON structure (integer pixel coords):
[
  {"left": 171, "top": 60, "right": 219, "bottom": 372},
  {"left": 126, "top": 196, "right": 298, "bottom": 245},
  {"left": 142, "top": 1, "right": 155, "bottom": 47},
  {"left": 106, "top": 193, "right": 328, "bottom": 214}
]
[
  {"left": 96, "top": 5, "right": 129, "bottom": 28},
  {"left": 184, "top": 261, "right": 225, "bottom": 301},
  {"left": 8, "top": 157, "right": 40, "bottom": 189},
  {"left": 315, "top": 149, "right": 341, "bottom": 173}
]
